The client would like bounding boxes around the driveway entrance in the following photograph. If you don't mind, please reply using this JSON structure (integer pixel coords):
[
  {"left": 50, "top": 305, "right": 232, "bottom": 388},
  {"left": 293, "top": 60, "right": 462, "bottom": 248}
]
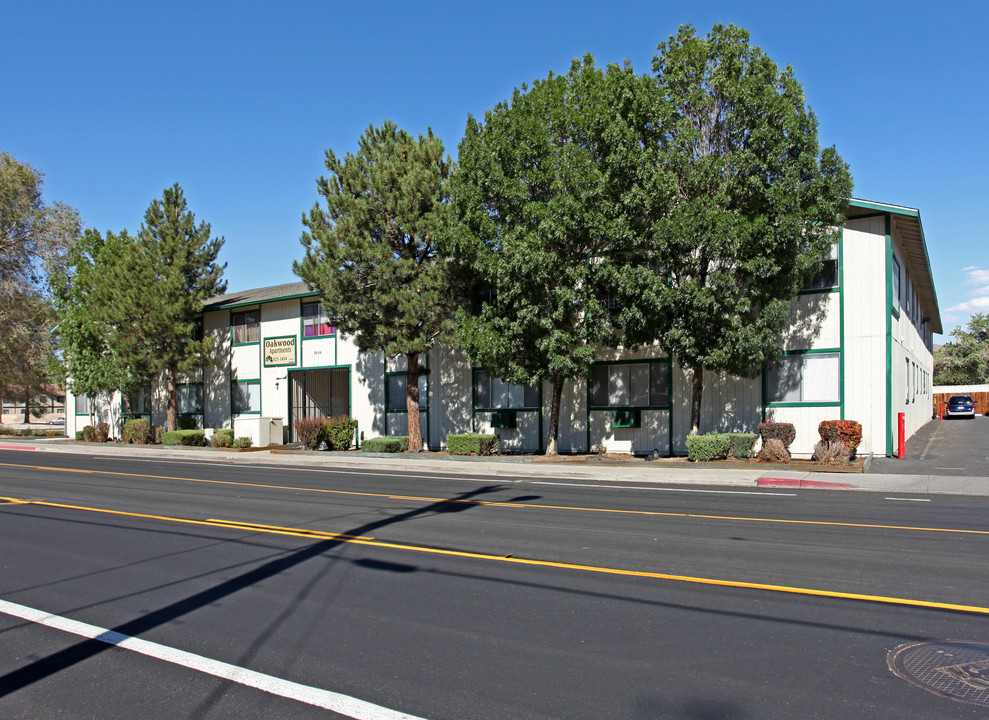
[{"left": 870, "top": 416, "right": 989, "bottom": 477}]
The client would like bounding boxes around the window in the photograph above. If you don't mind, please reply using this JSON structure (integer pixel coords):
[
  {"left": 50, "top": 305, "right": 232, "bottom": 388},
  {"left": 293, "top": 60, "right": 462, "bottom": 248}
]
[
  {"left": 767, "top": 352, "right": 840, "bottom": 404},
  {"left": 177, "top": 384, "right": 203, "bottom": 415},
  {"left": 232, "top": 381, "right": 261, "bottom": 414},
  {"left": 232, "top": 310, "right": 259, "bottom": 344},
  {"left": 892, "top": 256, "right": 901, "bottom": 312},
  {"left": 386, "top": 374, "right": 428, "bottom": 411},
  {"left": 589, "top": 361, "right": 670, "bottom": 408},
  {"left": 74, "top": 393, "right": 92, "bottom": 415},
  {"left": 302, "top": 302, "right": 333, "bottom": 338},
  {"left": 125, "top": 386, "right": 152, "bottom": 416},
  {"left": 473, "top": 370, "right": 539, "bottom": 410},
  {"left": 802, "top": 244, "right": 838, "bottom": 291}
]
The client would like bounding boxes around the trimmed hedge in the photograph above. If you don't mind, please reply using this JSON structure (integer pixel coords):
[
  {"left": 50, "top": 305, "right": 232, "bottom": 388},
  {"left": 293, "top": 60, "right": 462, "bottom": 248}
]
[
  {"left": 685, "top": 432, "right": 732, "bottom": 462},
  {"left": 362, "top": 436, "right": 409, "bottom": 453},
  {"left": 447, "top": 433, "right": 499, "bottom": 456},
  {"left": 161, "top": 429, "right": 208, "bottom": 446},
  {"left": 325, "top": 416, "right": 358, "bottom": 451},
  {"left": 818, "top": 420, "right": 862, "bottom": 459},
  {"left": 123, "top": 418, "right": 153, "bottom": 444},
  {"left": 727, "top": 433, "right": 758, "bottom": 459},
  {"left": 758, "top": 421, "right": 795, "bottom": 449},
  {"left": 232, "top": 436, "right": 253, "bottom": 449}
]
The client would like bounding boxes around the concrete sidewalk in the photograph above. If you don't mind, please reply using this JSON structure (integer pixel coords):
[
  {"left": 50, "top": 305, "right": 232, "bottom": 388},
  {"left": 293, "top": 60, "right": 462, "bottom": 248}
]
[{"left": 3, "top": 437, "right": 988, "bottom": 496}]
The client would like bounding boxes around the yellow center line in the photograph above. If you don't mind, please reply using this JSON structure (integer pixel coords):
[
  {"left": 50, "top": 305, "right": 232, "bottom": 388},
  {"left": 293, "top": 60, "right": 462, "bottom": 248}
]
[
  {"left": 5, "top": 493, "right": 989, "bottom": 616},
  {"left": 1, "top": 460, "right": 986, "bottom": 537}
]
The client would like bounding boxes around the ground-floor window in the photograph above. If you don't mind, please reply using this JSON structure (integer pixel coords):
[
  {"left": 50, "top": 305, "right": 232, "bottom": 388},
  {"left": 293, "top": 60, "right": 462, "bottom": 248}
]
[
  {"left": 766, "top": 352, "right": 840, "bottom": 404},
  {"left": 288, "top": 368, "right": 349, "bottom": 441},
  {"left": 178, "top": 384, "right": 204, "bottom": 415},
  {"left": 473, "top": 370, "right": 539, "bottom": 410},
  {"left": 589, "top": 360, "right": 670, "bottom": 409},
  {"left": 232, "top": 380, "right": 261, "bottom": 414},
  {"left": 74, "top": 393, "right": 92, "bottom": 415},
  {"left": 124, "top": 386, "right": 152, "bottom": 417},
  {"left": 386, "top": 373, "right": 427, "bottom": 411}
]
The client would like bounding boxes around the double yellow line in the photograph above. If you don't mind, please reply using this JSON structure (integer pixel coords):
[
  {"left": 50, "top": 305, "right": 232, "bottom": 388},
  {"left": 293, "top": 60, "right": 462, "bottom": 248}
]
[{"left": 4, "top": 492, "right": 989, "bottom": 616}]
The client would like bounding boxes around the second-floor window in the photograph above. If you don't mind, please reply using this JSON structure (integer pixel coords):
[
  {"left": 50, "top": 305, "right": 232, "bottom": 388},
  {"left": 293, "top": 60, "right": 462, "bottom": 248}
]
[
  {"left": 232, "top": 310, "right": 259, "bottom": 344},
  {"left": 302, "top": 302, "right": 333, "bottom": 338}
]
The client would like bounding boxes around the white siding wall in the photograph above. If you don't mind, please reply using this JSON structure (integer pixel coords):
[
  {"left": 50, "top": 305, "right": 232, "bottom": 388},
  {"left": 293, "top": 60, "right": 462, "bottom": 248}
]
[
  {"left": 671, "top": 362, "right": 762, "bottom": 455},
  {"left": 842, "top": 215, "right": 889, "bottom": 456},
  {"left": 204, "top": 309, "right": 231, "bottom": 428}
]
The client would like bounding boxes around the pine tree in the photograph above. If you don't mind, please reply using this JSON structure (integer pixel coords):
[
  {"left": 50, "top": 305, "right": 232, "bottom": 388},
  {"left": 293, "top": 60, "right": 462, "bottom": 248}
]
[
  {"left": 104, "top": 184, "right": 226, "bottom": 431},
  {"left": 295, "top": 121, "right": 462, "bottom": 452}
]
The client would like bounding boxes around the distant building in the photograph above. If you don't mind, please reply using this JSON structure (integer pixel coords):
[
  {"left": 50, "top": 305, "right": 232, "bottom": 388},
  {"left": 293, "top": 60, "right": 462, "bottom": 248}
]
[
  {"left": 66, "top": 198, "right": 940, "bottom": 457},
  {"left": 1, "top": 385, "right": 65, "bottom": 424}
]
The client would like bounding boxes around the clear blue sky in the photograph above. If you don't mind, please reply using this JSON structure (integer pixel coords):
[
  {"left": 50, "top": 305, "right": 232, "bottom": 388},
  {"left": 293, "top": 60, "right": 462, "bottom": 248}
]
[{"left": 4, "top": 0, "right": 986, "bottom": 340}]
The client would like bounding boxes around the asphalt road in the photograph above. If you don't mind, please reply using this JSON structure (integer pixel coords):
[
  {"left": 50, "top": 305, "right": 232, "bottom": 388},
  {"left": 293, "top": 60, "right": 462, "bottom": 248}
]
[
  {"left": 872, "top": 415, "right": 989, "bottom": 476},
  {"left": 2, "top": 450, "right": 988, "bottom": 719}
]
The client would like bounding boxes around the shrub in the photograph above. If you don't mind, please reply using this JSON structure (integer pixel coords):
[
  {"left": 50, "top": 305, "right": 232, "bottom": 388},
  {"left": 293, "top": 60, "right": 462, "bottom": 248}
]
[
  {"left": 95, "top": 422, "right": 111, "bottom": 443},
  {"left": 685, "top": 432, "right": 732, "bottom": 462},
  {"left": 211, "top": 433, "right": 232, "bottom": 448},
  {"left": 161, "top": 429, "right": 208, "bottom": 446},
  {"left": 75, "top": 430, "right": 84, "bottom": 441},
  {"left": 325, "top": 415, "right": 358, "bottom": 451},
  {"left": 361, "top": 436, "right": 409, "bottom": 453},
  {"left": 812, "top": 440, "right": 850, "bottom": 465},
  {"left": 82, "top": 425, "right": 96, "bottom": 442},
  {"left": 758, "top": 421, "right": 795, "bottom": 449},
  {"left": 294, "top": 417, "right": 327, "bottom": 450},
  {"left": 232, "top": 436, "right": 253, "bottom": 449},
  {"left": 0, "top": 424, "right": 10, "bottom": 435},
  {"left": 757, "top": 437, "right": 790, "bottom": 464},
  {"left": 46, "top": 430, "right": 59, "bottom": 438},
  {"left": 154, "top": 427, "right": 164, "bottom": 445},
  {"left": 447, "top": 433, "right": 499, "bottom": 456},
  {"left": 727, "top": 433, "right": 758, "bottom": 459},
  {"left": 213, "top": 428, "right": 234, "bottom": 442},
  {"left": 123, "top": 418, "right": 153, "bottom": 445},
  {"left": 818, "top": 420, "right": 862, "bottom": 459}
]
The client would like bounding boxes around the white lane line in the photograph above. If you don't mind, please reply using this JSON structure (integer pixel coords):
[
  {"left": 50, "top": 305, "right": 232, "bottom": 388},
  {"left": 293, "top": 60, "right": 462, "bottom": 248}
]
[
  {"left": 0, "top": 599, "right": 427, "bottom": 720},
  {"left": 885, "top": 497, "right": 932, "bottom": 502},
  {"left": 530, "top": 481, "right": 796, "bottom": 496}
]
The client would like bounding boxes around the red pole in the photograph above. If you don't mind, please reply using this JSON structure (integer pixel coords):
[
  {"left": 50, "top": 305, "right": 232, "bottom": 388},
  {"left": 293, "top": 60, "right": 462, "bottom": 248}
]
[{"left": 897, "top": 412, "right": 906, "bottom": 459}]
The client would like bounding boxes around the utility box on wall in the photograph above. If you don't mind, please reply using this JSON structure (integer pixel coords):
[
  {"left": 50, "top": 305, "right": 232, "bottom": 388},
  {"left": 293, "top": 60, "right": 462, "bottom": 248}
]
[
  {"left": 490, "top": 410, "right": 517, "bottom": 429},
  {"left": 611, "top": 409, "right": 641, "bottom": 429}
]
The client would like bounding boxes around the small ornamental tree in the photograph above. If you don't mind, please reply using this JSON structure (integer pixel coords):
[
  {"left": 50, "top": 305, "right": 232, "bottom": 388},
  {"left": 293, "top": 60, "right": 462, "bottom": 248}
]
[
  {"left": 452, "top": 56, "right": 666, "bottom": 455},
  {"left": 621, "top": 24, "right": 853, "bottom": 436},
  {"left": 295, "top": 121, "right": 464, "bottom": 453}
]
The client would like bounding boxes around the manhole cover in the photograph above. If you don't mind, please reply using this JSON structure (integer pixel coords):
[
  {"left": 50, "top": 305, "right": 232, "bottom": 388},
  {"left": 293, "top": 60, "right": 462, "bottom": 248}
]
[{"left": 889, "top": 641, "right": 989, "bottom": 707}]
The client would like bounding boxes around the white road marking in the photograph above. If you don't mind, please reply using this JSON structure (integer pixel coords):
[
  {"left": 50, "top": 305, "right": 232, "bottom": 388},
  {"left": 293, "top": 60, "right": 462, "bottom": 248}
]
[
  {"left": 885, "top": 497, "right": 931, "bottom": 502},
  {"left": 530, "top": 481, "right": 796, "bottom": 496},
  {"left": 0, "top": 598, "right": 427, "bottom": 720}
]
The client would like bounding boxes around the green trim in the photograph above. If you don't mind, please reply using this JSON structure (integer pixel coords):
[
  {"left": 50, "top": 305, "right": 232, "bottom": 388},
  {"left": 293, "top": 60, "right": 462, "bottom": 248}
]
[
  {"left": 797, "top": 287, "right": 839, "bottom": 296},
  {"left": 585, "top": 358, "right": 674, "bottom": 454},
  {"left": 384, "top": 368, "right": 430, "bottom": 445},
  {"left": 776, "top": 347, "right": 841, "bottom": 356},
  {"left": 764, "top": 401, "right": 841, "bottom": 409},
  {"left": 283, "top": 364, "right": 353, "bottom": 444},
  {"left": 230, "top": 308, "right": 261, "bottom": 347},
  {"left": 262, "top": 335, "right": 298, "bottom": 368},
  {"left": 211, "top": 291, "right": 319, "bottom": 311},
  {"left": 838, "top": 227, "right": 845, "bottom": 420},
  {"left": 848, "top": 198, "right": 919, "bottom": 217},
  {"left": 470, "top": 368, "right": 541, "bottom": 411},
  {"left": 885, "top": 214, "right": 893, "bottom": 456},
  {"left": 845, "top": 211, "right": 887, "bottom": 221}
]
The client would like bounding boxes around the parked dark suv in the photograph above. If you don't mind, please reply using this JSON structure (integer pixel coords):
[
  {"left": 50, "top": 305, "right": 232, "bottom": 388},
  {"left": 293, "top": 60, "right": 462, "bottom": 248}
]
[{"left": 946, "top": 394, "right": 976, "bottom": 419}]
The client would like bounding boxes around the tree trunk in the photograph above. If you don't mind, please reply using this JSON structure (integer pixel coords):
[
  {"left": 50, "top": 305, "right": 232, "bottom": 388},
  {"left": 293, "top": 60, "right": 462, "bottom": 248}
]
[
  {"left": 545, "top": 374, "right": 563, "bottom": 456},
  {"left": 165, "top": 367, "right": 177, "bottom": 432},
  {"left": 406, "top": 351, "right": 423, "bottom": 452},
  {"left": 690, "top": 364, "right": 704, "bottom": 436}
]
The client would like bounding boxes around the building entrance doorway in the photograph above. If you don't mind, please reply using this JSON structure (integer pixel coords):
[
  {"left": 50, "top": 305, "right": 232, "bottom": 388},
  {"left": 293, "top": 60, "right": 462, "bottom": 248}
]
[{"left": 288, "top": 368, "right": 350, "bottom": 442}]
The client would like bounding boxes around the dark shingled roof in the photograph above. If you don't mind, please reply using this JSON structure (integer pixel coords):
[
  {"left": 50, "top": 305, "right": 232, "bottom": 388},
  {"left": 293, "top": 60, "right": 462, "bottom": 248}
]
[{"left": 203, "top": 281, "right": 319, "bottom": 311}]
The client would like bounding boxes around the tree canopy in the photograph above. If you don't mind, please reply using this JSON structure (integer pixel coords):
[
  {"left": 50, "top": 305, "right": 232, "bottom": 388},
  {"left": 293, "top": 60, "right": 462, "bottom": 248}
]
[
  {"left": 625, "top": 24, "right": 853, "bottom": 434},
  {"left": 56, "top": 184, "right": 226, "bottom": 431},
  {"left": 0, "top": 152, "right": 82, "bottom": 404},
  {"left": 295, "top": 121, "right": 462, "bottom": 452},
  {"left": 451, "top": 56, "right": 665, "bottom": 454},
  {"left": 934, "top": 314, "right": 989, "bottom": 386}
]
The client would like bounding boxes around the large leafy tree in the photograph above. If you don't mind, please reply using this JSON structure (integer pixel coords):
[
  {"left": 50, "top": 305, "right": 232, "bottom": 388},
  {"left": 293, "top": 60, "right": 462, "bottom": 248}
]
[
  {"left": 934, "top": 314, "right": 989, "bottom": 385},
  {"left": 50, "top": 228, "right": 133, "bottom": 415},
  {"left": 101, "top": 184, "right": 226, "bottom": 431},
  {"left": 452, "top": 56, "right": 666, "bottom": 455},
  {"left": 295, "top": 120, "right": 462, "bottom": 452},
  {"left": 625, "top": 24, "right": 853, "bottom": 435},
  {"left": 1, "top": 152, "right": 81, "bottom": 408}
]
